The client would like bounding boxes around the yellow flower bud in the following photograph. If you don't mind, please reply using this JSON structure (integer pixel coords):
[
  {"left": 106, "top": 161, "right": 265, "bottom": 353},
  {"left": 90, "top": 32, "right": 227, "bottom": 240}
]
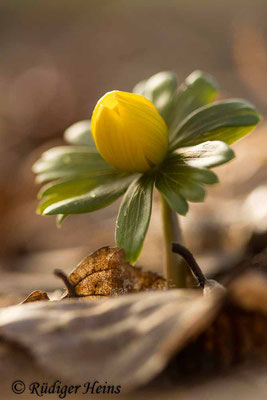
[{"left": 91, "top": 91, "right": 168, "bottom": 173}]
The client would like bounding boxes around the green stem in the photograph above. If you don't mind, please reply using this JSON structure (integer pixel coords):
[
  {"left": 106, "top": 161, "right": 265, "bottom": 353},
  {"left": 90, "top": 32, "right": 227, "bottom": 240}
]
[{"left": 160, "top": 194, "right": 189, "bottom": 288}]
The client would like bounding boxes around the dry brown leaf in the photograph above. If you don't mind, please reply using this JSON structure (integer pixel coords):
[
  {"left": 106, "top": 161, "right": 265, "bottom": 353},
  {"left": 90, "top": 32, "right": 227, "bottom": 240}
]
[
  {"left": 1, "top": 247, "right": 266, "bottom": 397},
  {"left": 21, "top": 290, "right": 50, "bottom": 303},
  {"left": 56, "top": 246, "right": 168, "bottom": 299},
  {"left": 0, "top": 269, "right": 266, "bottom": 396},
  {"left": 155, "top": 271, "right": 267, "bottom": 386},
  {"left": 0, "top": 289, "right": 221, "bottom": 393},
  {"left": 19, "top": 246, "right": 167, "bottom": 304}
]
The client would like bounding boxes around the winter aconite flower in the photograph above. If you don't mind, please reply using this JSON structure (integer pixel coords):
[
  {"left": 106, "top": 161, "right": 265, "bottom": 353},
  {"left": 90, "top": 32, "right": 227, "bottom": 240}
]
[
  {"left": 91, "top": 91, "right": 168, "bottom": 173},
  {"left": 33, "top": 70, "right": 261, "bottom": 268}
]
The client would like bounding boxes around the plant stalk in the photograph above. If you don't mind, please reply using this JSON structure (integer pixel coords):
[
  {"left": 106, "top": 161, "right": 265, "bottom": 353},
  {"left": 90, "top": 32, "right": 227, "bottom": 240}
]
[
  {"left": 171, "top": 242, "right": 207, "bottom": 288},
  {"left": 160, "top": 195, "right": 189, "bottom": 288}
]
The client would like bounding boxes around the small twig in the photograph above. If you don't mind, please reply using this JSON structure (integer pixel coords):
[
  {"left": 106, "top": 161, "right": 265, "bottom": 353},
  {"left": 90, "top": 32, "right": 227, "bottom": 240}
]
[
  {"left": 54, "top": 269, "right": 76, "bottom": 297},
  {"left": 171, "top": 243, "right": 207, "bottom": 288}
]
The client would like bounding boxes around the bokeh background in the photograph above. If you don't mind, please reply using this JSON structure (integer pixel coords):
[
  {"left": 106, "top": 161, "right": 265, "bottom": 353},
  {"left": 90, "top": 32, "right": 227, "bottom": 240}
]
[{"left": 1, "top": 0, "right": 267, "bottom": 302}]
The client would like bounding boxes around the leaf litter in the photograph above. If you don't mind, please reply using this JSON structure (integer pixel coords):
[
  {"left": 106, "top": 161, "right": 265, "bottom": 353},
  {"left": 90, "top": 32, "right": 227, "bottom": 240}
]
[{"left": 0, "top": 245, "right": 266, "bottom": 396}]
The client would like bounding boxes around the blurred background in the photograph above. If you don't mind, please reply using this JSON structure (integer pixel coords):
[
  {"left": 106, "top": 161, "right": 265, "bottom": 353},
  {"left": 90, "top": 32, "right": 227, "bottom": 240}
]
[{"left": 1, "top": 0, "right": 267, "bottom": 303}]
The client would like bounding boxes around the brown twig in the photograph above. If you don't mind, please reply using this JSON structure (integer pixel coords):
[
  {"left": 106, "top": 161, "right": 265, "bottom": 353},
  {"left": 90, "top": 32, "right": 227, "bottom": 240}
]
[
  {"left": 172, "top": 243, "right": 207, "bottom": 288},
  {"left": 54, "top": 269, "right": 76, "bottom": 297}
]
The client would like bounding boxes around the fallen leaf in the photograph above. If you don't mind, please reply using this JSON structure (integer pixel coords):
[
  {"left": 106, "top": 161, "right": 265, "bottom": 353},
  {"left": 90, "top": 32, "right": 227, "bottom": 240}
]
[
  {"left": 19, "top": 246, "right": 168, "bottom": 304},
  {"left": 56, "top": 246, "right": 168, "bottom": 298},
  {"left": 155, "top": 270, "right": 267, "bottom": 386},
  {"left": 0, "top": 269, "right": 266, "bottom": 396},
  {"left": 21, "top": 290, "right": 50, "bottom": 303},
  {"left": 0, "top": 289, "right": 221, "bottom": 393}
]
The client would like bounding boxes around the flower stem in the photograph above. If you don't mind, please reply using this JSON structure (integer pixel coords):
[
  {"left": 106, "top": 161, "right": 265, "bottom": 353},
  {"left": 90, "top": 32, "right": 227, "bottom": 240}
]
[{"left": 160, "top": 195, "right": 189, "bottom": 288}]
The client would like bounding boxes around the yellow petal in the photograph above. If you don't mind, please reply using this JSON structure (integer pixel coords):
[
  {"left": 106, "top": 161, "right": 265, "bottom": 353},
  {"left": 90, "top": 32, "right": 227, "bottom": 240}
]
[{"left": 91, "top": 91, "right": 168, "bottom": 173}]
